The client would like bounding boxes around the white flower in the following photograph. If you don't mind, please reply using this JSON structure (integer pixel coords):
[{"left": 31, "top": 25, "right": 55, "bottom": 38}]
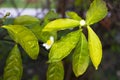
[
  {"left": 80, "top": 20, "right": 86, "bottom": 26},
  {"left": 43, "top": 36, "right": 54, "bottom": 50}
]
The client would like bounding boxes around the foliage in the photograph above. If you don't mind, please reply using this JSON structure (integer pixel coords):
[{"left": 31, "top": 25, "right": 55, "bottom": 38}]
[
  {"left": 47, "top": 61, "right": 64, "bottom": 80},
  {"left": 0, "top": 0, "right": 108, "bottom": 80},
  {"left": 3, "top": 44, "right": 23, "bottom": 80},
  {"left": 72, "top": 32, "right": 89, "bottom": 77}
]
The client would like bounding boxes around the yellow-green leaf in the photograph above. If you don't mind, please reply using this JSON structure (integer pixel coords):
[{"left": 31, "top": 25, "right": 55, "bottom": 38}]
[
  {"left": 86, "top": 0, "right": 108, "bottom": 25},
  {"left": 66, "top": 11, "right": 82, "bottom": 21},
  {"left": 42, "top": 19, "right": 80, "bottom": 31},
  {"left": 15, "top": 17, "right": 57, "bottom": 42},
  {"left": 4, "top": 44, "right": 23, "bottom": 80},
  {"left": 87, "top": 26, "right": 102, "bottom": 70},
  {"left": 49, "top": 30, "right": 80, "bottom": 62},
  {"left": 2, "top": 25, "right": 39, "bottom": 60},
  {"left": 72, "top": 32, "right": 89, "bottom": 77},
  {"left": 28, "top": 25, "right": 57, "bottom": 42},
  {"left": 47, "top": 61, "right": 64, "bottom": 80}
]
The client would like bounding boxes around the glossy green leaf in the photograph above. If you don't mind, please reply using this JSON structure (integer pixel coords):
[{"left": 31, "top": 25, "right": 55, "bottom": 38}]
[
  {"left": 14, "top": 15, "right": 57, "bottom": 42},
  {"left": 27, "top": 25, "right": 57, "bottom": 42},
  {"left": 14, "top": 15, "right": 40, "bottom": 26},
  {"left": 66, "top": 11, "right": 82, "bottom": 21},
  {"left": 42, "top": 19, "right": 80, "bottom": 31},
  {"left": 72, "top": 32, "right": 89, "bottom": 77},
  {"left": 86, "top": 0, "right": 108, "bottom": 25},
  {"left": 3, "top": 25, "right": 39, "bottom": 59},
  {"left": 48, "top": 30, "right": 80, "bottom": 62},
  {"left": 25, "top": 24, "right": 57, "bottom": 42},
  {"left": 4, "top": 44, "right": 23, "bottom": 80},
  {"left": 47, "top": 61, "right": 64, "bottom": 80},
  {"left": 87, "top": 26, "right": 102, "bottom": 70}
]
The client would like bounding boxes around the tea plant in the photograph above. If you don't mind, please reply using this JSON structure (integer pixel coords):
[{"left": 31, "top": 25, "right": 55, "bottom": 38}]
[{"left": 0, "top": 0, "right": 108, "bottom": 80}]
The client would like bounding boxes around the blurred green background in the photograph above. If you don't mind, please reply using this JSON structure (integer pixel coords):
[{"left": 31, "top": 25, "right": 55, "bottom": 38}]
[
  {"left": 0, "top": 0, "right": 47, "bottom": 8},
  {"left": 0, "top": 0, "right": 120, "bottom": 80}
]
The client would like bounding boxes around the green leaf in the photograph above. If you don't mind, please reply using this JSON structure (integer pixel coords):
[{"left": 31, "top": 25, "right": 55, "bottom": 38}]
[
  {"left": 87, "top": 26, "right": 102, "bottom": 70},
  {"left": 14, "top": 15, "right": 57, "bottom": 42},
  {"left": 24, "top": 24, "right": 57, "bottom": 42},
  {"left": 27, "top": 25, "right": 57, "bottom": 42},
  {"left": 86, "top": 0, "right": 108, "bottom": 25},
  {"left": 44, "top": 10, "right": 60, "bottom": 21},
  {"left": 4, "top": 44, "right": 23, "bottom": 80},
  {"left": 72, "top": 32, "right": 89, "bottom": 77},
  {"left": 66, "top": 11, "right": 82, "bottom": 21},
  {"left": 42, "top": 19, "right": 80, "bottom": 31},
  {"left": 3, "top": 25, "right": 39, "bottom": 60},
  {"left": 48, "top": 30, "right": 80, "bottom": 62},
  {"left": 14, "top": 15, "right": 40, "bottom": 27},
  {"left": 47, "top": 61, "right": 64, "bottom": 80}
]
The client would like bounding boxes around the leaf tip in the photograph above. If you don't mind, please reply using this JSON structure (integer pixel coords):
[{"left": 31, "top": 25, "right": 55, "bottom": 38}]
[
  {"left": 75, "top": 74, "right": 79, "bottom": 78},
  {"left": 95, "top": 66, "right": 98, "bottom": 70},
  {"left": 74, "top": 71, "right": 85, "bottom": 77},
  {"left": 30, "top": 55, "right": 38, "bottom": 60},
  {"left": 2, "top": 25, "right": 7, "bottom": 28},
  {"left": 31, "top": 58, "right": 37, "bottom": 60}
]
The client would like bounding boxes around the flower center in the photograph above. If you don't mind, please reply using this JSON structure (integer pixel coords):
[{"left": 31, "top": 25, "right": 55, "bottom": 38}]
[
  {"left": 46, "top": 40, "right": 52, "bottom": 45},
  {"left": 80, "top": 20, "right": 86, "bottom": 26}
]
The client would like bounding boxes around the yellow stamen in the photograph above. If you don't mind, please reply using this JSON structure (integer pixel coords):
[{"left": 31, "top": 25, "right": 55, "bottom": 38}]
[{"left": 46, "top": 40, "right": 52, "bottom": 45}]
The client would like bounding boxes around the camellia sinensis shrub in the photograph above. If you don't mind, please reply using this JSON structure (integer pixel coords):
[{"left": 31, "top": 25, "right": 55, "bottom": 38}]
[{"left": 0, "top": 0, "right": 108, "bottom": 80}]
